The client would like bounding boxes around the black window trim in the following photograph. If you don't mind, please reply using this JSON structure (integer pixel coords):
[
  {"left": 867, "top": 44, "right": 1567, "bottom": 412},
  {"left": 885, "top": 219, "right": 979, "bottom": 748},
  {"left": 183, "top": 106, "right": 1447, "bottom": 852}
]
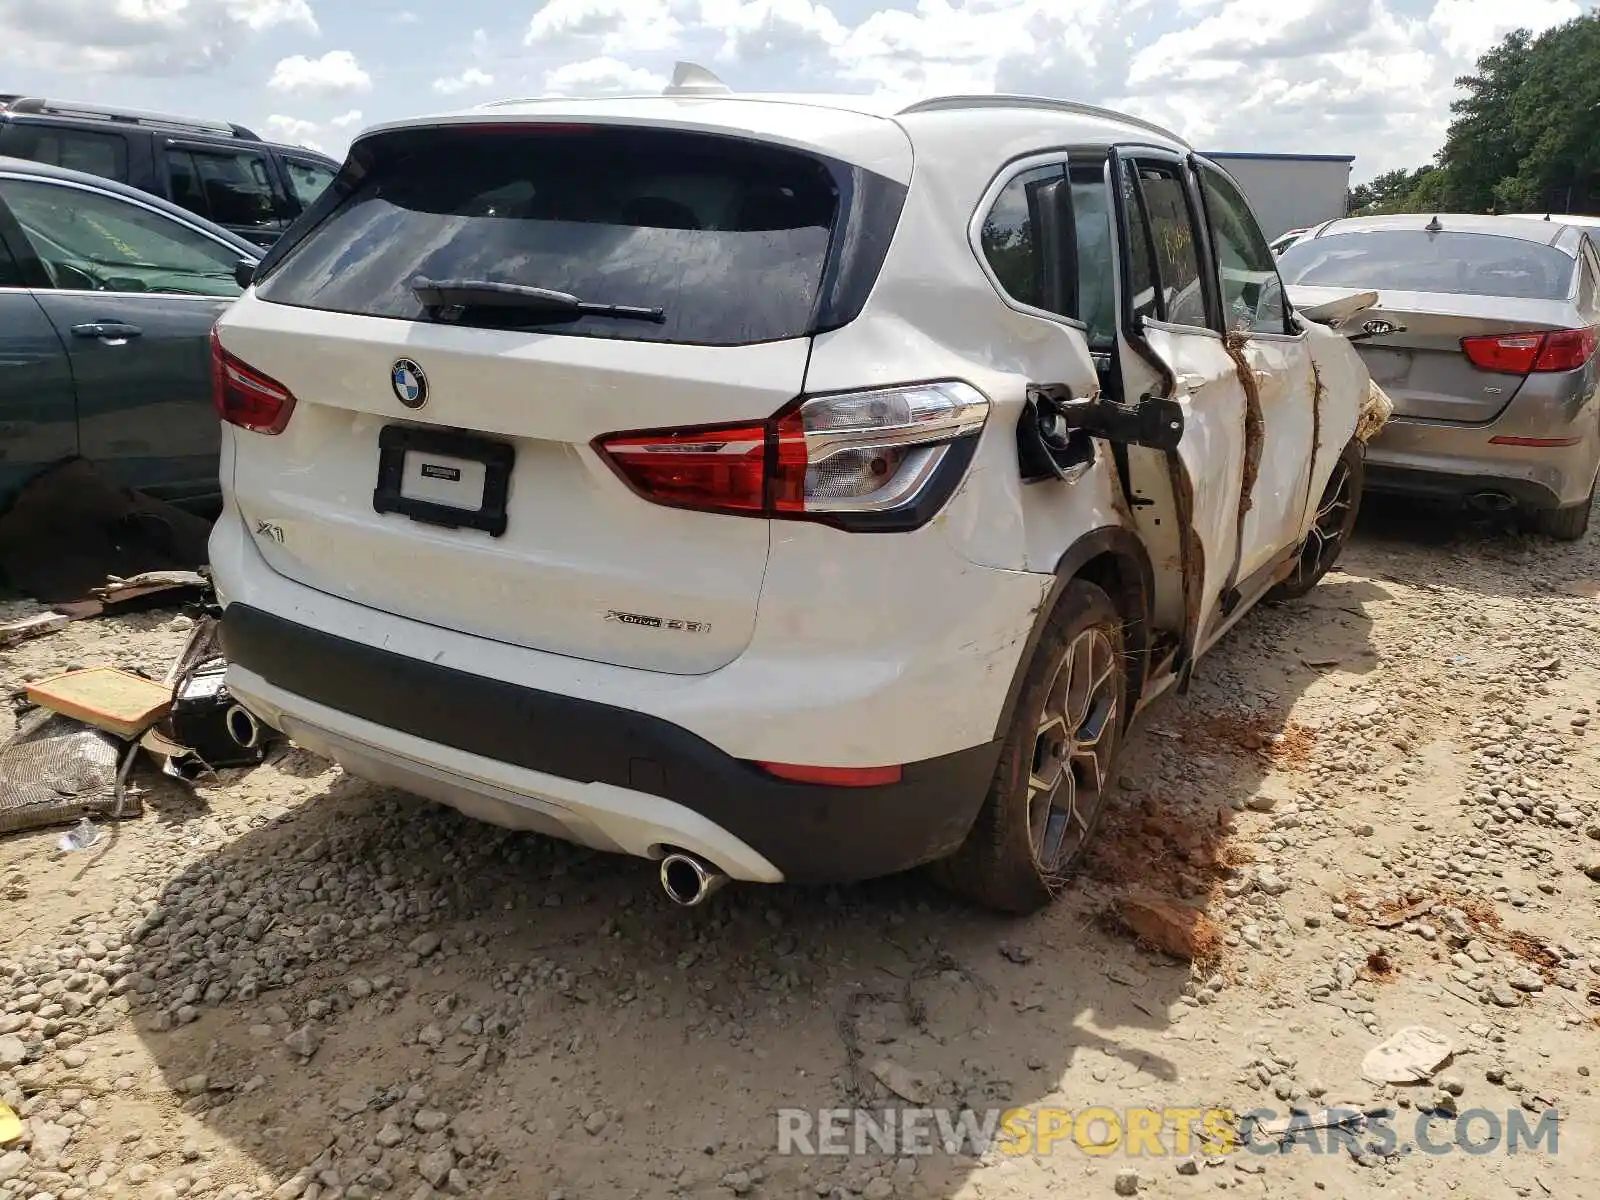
[
  {"left": 1114, "top": 146, "right": 1221, "bottom": 337},
  {"left": 1192, "top": 155, "right": 1300, "bottom": 340},
  {"left": 968, "top": 150, "right": 1087, "bottom": 332}
]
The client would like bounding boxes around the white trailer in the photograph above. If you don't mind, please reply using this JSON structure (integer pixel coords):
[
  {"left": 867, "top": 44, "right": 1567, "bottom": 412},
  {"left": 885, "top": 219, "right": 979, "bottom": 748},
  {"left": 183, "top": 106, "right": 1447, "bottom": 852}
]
[{"left": 1202, "top": 152, "right": 1355, "bottom": 241}]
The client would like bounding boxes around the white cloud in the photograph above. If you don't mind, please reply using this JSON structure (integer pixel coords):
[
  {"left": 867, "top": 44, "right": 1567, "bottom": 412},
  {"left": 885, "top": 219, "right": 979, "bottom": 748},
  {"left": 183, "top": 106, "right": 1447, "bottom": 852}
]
[
  {"left": 1426, "top": 0, "right": 1580, "bottom": 60},
  {"left": 268, "top": 50, "right": 373, "bottom": 96},
  {"left": 0, "top": 0, "right": 316, "bottom": 74},
  {"left": 699, "top": 0, "right": 846, "bottom": 62},
  {"left": 526, "top": 0, "right": 684, "bottom": 55},
  {"left": 227, "top": 0, "right": 318, "bottom": 33},
  {"left": 389, "top": 9, "right": 420, "bottom": 22},
  {"left": 541, "top": 56, "right": 669, "bottom": 95},
  {"left": 434, "top": 67, "right": 496, "bottom": 94},
  {"left": 816, "top": 0, "right": 1583, "bottom": 177},
  {"left": 262, "top": 109, "right": 366, "bottom": 155},
  {"left": 262, "top": 113, "right": 326, "bottom": 151}
]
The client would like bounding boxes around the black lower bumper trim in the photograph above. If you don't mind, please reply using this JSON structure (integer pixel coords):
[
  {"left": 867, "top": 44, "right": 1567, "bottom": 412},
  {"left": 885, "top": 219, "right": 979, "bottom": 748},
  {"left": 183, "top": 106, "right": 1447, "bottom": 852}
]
[
  {"left": 221, "top": 604, "right": 996, "bottom": 884},
  {"left": 1364, "top": 465, "right": 1560, "bottom": 511}
]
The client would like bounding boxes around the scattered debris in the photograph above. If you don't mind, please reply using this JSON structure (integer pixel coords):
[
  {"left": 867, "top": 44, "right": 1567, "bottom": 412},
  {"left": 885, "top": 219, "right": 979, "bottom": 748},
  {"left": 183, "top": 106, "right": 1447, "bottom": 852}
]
[
  {"left": 26, "top": 667, "right": 172, "bottom": 739},
  {"left": 56, "top": 815, "right": 100, "bottom": 852},
  {"left": 870, "top": 1060, "right": 939, "bottom": 1105},
  {"left": 1254, "top": 1107, "right": 1364, "bottom": 1140},
  {"left": 0, "top": 612, "right": 69, "bottom": 649},
  {"left": 0, "top": 712, "right": 135, "bottom": 836},
  {"left": 1361, "top": 1027, "right": 1453, "bottom": 1085},
  {"left": 0, "top": 1101, "right": 18, "bottom": 1144},
  {"left": 1116, "top": 893, "right": 1222, "bottom": 963}
]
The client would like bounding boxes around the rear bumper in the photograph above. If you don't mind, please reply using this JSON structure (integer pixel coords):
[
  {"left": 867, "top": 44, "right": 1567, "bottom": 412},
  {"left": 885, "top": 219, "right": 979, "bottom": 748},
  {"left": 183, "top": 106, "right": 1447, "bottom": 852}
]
[
  {"left": 1365, "top": 413, "right": 1600, "bottom": 510},
  {"left": 222, "top": 604, "right": 997, "bottom": 884}
]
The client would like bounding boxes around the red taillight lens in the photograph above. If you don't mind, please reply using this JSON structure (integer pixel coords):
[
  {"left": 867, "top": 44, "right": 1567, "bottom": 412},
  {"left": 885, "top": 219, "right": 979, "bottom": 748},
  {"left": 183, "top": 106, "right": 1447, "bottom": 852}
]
[
  {"left": 1462, "top": 328, "right": 1598, "bottom": 375},
  {"left": 595, "top": 382, "right": 990, "bottom": 528},
  {"left": 756, "top": 761, "right": 904, "bottom": 787},
  {"left": 1461, "top": 333, "right": 1543, "bottom": 374},
  {"left": 1533, "top": 327, "right": 1598, "bottom": 372},
  {"left": 593, "top": 422, "right": 768, "bottom": 515},
  {"left": 210, "top": 328, "right": 296, "bottom": 435}
]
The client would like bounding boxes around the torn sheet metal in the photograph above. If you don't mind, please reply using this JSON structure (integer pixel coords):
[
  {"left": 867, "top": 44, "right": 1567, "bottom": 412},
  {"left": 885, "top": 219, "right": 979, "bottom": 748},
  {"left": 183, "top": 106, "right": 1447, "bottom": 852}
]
[
  {"left": 1356, "top": 379, "right": 1395, "bottom": 444},
  {"left": 0, "top": 711, "right": 139, "bottom": 836},
  {"left": 1287, "top": 285, "right": 1380, "bottom": 327}
]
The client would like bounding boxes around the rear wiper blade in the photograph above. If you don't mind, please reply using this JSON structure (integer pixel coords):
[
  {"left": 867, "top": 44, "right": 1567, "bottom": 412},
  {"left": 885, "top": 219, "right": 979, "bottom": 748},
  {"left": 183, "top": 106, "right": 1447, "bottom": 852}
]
[{"left": 410, "top": 278, "right": 665, "bottom": 324}]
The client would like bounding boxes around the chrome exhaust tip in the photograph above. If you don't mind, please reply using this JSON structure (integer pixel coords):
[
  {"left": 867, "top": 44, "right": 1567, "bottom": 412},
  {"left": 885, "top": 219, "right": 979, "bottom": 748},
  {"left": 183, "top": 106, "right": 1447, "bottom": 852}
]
[
  {"left": 224, "top": 703, "right": 263, "bottom": 749},
  {"left": 660, "top": 851, "right": 727, "bottom": 906},
  {"left": 1468, "top": 490, "right": 1516, "bottom": 514}
]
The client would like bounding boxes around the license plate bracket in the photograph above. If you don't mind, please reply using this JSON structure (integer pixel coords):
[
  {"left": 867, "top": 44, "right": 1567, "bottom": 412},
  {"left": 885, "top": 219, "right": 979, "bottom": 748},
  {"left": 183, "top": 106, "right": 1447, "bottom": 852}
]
[{"left": 373, "top": 425, "right": 514, "bottom": 537}]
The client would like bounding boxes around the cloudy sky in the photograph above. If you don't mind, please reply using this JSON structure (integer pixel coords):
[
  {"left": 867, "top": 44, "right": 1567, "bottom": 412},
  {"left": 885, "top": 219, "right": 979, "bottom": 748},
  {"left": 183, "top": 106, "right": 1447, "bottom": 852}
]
[{"left": 0, "top": 0, "right": 1590, "bottom": 182}]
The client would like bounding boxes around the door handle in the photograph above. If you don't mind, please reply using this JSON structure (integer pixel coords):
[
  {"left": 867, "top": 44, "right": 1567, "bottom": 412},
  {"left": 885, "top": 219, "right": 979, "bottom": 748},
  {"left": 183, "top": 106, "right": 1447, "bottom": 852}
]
[{"left": 71, "top": 322, "right": 143, "bottom": 341}]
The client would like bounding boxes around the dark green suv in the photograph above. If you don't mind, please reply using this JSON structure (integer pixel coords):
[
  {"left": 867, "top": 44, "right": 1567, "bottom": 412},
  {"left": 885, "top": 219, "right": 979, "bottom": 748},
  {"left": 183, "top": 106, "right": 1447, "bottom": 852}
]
[{"left": 0, "top": 96, "right": 340, "bottom": 249}]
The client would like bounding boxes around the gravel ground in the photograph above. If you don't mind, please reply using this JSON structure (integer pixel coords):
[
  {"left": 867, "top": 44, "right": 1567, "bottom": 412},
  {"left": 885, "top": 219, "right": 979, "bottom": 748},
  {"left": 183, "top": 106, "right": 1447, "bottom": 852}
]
[{"left": 1, "top": 501, "right": 1598, "bottom": 1200}]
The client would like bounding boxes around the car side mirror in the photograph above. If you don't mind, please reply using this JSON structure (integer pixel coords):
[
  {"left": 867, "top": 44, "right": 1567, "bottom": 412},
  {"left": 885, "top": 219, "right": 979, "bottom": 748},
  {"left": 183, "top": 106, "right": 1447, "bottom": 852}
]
[{"left": 234, "top": 260, "right": 257, "bottom": 289}]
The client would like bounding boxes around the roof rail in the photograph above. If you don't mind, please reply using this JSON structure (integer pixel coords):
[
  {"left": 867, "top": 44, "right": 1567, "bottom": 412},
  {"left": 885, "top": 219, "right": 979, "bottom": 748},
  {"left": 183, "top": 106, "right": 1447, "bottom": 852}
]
[
  {"left": 4, "top": 97, "right": 258, "bottom": 140},
  {"left": 896, "top": 94, "right": 1190, "bottom": 148}
]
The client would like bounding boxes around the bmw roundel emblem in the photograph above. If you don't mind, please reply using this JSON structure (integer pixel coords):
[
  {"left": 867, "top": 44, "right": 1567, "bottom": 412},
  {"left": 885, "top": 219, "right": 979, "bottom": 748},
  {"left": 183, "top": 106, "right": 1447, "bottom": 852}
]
[{"left": 391, "top": 358, "right": 427, "bottom": 409}]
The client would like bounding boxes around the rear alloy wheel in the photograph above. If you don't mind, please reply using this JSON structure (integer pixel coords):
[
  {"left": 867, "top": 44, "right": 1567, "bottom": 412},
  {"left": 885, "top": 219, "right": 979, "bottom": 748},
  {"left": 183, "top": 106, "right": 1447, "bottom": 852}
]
[
  {"left": 1530, "top": 475, "right": 1595, "bottom": 542},
  {"left": 933, "top": 580, "right": 1128, "bottom": 914},
  {"left": 1268, "top": 439, "right": 1364, "bottom": 602}
]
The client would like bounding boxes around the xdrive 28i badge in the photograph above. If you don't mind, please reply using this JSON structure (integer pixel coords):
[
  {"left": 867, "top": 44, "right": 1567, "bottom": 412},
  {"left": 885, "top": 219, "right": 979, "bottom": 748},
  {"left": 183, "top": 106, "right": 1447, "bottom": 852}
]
[{"left": 391, "top": 359, "right": 428, "bottom": 409}]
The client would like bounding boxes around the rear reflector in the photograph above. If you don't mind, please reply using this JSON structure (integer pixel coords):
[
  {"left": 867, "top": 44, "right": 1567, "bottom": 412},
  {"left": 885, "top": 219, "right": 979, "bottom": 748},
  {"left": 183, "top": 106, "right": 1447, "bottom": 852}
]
[
  {"left": 1462, "top": 327, "right": 1598, "bottom": 375},
  {"left": 756, "top": 762, "right": 904, "bottom": 787},
  {"left": 1488, "top": 435, "right": 1583, "bottom": 447},
  {"left": 211, "top": 328, "right": 296, "bottom": 435}
]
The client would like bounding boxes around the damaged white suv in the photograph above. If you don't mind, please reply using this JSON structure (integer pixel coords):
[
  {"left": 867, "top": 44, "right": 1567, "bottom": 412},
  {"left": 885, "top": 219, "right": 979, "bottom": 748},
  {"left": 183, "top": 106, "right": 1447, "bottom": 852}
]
[{"left": 210, "top": 68, "right": 1385, "bottom": 913}]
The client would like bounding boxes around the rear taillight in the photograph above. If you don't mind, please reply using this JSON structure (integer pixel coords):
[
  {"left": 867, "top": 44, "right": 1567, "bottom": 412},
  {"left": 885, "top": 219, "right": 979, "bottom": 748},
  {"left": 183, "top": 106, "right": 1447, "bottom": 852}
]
[
  {"left": 595, "top": 382, "right": 990, "bottom": 531},
  {"left": 210, "top": 327, "right": 296, "bottom": 435},
  {"left": 1461, "top": 328, "right": 1598, "bottom": 375}
]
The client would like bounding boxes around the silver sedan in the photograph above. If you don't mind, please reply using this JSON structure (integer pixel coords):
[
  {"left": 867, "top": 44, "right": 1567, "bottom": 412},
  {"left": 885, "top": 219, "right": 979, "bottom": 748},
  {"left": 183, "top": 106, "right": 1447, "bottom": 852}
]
[{"left": 1278, "top": 213, "right": 1599, "bottom": 540}]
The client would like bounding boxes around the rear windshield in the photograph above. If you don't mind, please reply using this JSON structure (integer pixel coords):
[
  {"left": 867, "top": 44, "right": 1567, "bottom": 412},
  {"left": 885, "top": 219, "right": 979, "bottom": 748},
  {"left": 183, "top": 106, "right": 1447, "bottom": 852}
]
[
  {"left": 1278, "top": 229, "right": 1576, "bottom": 301},
  {"left": 256, "top": 126, "right": 848, "bottom": 346}
]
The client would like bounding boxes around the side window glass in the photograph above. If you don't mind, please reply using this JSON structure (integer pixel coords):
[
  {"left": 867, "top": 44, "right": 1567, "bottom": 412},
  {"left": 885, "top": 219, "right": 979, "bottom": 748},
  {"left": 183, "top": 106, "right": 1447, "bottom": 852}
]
[
  {"left": 0, "top": 179, "right": 244, "bottom": 298},
  {"left": 980, "top": 164, "right": 1069, "bottom": 316},
  {"left": 1579, "top": 247, "right": 1598, "bottom": 313},
  {"left": 3, "top": 128, "right": 129, "bottom": 182},
  {"left": 1069, "top": 163, "right": 1115, "bottom": 347},
  {"left": 1118, "top": 161, "right": 1159, "bottom": 324},
  {"left": 187, "top": 149, "right": 287, "bottom": 230},
  {"left": 165, "top": 149, "right": 207, "bottom": 219},
  {"left": 1131, "top": 162, "right": 1206, "bottom": 327},
  {"left": 1200, "top": 164, "right": 1287, "bottom": 335},
  {"left": 284, "top": 159, "right": 336, "bottom": 209}
]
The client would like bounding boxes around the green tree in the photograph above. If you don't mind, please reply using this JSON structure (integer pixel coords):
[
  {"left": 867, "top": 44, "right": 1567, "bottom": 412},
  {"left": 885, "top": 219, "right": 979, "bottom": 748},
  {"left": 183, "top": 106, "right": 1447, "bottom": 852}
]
[{"left": 1431, "top": 14, "right": 1600, "bottom": 214}]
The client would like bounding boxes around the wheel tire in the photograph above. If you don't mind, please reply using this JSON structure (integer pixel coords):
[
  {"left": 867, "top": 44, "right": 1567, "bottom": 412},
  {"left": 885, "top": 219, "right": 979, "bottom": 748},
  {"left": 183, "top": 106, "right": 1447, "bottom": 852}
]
[
  {"left": 1530, "top": 476, "right": 1595, "bottom": 542},
  {"left": 1267, "top": 438, "right": 1365, "bottom": 602},
  {"left": 931, "top": 579, "right": 1129, "bottom": 915}
]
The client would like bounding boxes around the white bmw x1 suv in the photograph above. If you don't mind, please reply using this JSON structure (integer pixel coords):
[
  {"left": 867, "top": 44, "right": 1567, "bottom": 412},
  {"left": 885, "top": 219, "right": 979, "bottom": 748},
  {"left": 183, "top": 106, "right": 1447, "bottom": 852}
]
[{"left": 210, "top": 67, "right": 1385, "bottom": 913}]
